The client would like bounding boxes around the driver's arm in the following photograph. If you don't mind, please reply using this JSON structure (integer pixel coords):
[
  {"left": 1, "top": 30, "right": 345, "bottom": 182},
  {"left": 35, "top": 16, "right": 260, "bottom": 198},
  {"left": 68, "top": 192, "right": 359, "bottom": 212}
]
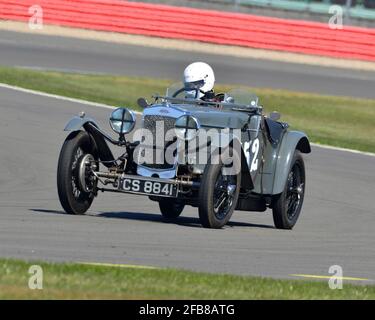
[{"left": 202, "top": 91, "right": 225, "bottom": 102}]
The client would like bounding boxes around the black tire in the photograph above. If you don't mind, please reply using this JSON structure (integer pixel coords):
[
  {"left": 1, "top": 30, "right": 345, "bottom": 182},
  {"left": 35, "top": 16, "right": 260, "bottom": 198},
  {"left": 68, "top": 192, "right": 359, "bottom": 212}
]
[
  {"left": 272, "top": 151, "right": 305, "bottom": 230},
  {"left": 198, "top": 150, "right": 241, "bottom": 229},
  {"left": 158, "top": 199, "right": 185, "bottom": 220},
  {"left": 57, "top": 131, "right": 98, "bottom": 215}
]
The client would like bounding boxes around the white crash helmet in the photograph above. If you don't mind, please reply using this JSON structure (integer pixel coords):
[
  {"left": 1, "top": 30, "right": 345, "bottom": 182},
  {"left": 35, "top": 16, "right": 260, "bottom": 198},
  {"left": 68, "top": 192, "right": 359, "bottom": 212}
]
[{"left": 183, "top": 62, "right": 215, "bottom": 98}]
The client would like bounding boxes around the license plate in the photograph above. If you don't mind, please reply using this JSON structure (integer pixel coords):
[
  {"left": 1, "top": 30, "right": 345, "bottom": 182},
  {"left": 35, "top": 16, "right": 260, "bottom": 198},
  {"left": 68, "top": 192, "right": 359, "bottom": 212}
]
[{"left": 118, "top": 177, "right": 178, "bottom": 197}]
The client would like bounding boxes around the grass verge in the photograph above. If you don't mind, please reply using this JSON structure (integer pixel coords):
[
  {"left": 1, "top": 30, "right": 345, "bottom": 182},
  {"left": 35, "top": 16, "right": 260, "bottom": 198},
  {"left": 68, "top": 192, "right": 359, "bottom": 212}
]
[
  {"left": 0, "top": 66, "right": 374, "bottom": 153},
  {"left": 0, "top": 258, "right": 374, "bottom": 299}
]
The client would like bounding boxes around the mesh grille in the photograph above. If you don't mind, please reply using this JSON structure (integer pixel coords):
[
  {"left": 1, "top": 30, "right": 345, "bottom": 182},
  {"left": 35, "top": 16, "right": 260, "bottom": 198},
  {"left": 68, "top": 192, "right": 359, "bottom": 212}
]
[
  {"left": 141, "top": 115, "right": 177, "bottom": 170},
  {"left": 143, "top": 115, "right": 176, "bottom": 139}
]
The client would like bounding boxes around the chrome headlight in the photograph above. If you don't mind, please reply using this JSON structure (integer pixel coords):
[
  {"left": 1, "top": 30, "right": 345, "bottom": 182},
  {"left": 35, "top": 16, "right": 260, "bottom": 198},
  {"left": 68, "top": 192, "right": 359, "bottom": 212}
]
[
  {"left": 109, "top": 108, "right": 136, "bottom": 134},
  {"left": 175, "top": 115, "right": 200, "bottom": 141}
]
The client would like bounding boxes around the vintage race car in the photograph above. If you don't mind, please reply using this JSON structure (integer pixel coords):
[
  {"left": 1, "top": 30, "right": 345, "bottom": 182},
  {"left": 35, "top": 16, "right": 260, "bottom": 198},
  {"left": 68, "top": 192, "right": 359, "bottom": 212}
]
[{"left": 57, "top": 83, "right": 311, "bottom": 229}]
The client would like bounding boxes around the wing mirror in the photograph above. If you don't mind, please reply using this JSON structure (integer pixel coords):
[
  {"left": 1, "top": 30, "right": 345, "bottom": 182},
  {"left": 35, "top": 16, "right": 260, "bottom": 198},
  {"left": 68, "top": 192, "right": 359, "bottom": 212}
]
[
  {"left": 137, "top": 97, "right": 150, "bottom": 109},
  {"left": 269, "top": 111, "right": 281, "bottom": 121}
]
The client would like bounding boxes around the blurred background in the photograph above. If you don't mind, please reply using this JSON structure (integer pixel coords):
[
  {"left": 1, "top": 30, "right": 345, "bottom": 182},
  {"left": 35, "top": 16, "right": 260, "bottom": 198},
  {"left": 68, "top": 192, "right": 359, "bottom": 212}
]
[{"left": 131, "top": 0, "right": 375, "bottom": 27}]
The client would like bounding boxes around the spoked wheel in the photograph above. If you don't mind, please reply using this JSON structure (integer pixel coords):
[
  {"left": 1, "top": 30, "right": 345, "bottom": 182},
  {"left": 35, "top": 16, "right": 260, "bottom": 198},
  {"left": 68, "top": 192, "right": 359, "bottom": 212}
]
[
  {"left": 272, "top": 151, "right": 305, "bottom": 229},
  {"left": 199, "top": 151, "right": 241, "bottom": 229},
  {"left": 159, "top": 199, "right": 185, "bottom": 220},
  {"left": 213, "top": 170, "right": 238, "bottom": 221},
  {"left": 57, "top": 131, "right": 98, "bottom": 215}
]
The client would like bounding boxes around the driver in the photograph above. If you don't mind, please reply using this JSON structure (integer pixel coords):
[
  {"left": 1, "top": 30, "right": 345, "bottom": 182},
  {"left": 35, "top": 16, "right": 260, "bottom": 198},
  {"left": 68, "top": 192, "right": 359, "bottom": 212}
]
[{"left": 183, "top": 62, "right": 224, "bottom": 102}]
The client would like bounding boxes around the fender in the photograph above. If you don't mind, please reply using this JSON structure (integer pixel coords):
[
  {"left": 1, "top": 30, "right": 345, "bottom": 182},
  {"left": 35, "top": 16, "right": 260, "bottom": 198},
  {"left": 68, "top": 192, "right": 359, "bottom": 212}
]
[
  {"left": 63, "top": 116, "right": 115, "bottom": 167},
  {"left": 272, "top": 131, "right": 311, "bottom": 195},
  {"left": 64, "top": 115, "right": 99, "bottom": 132}
]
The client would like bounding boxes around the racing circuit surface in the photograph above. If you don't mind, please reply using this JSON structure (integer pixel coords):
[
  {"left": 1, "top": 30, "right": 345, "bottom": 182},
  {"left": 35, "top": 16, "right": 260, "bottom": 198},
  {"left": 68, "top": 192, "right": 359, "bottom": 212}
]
[{"left": 0, "top": 30, "right": 375, "bottom": 282}]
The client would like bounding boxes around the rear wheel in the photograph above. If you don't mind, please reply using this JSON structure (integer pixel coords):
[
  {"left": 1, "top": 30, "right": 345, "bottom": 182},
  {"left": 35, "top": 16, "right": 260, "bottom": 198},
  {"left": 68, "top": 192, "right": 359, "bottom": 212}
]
[
  {"left": 272, "top": 151, "right": 305, "bottom": 229},
  {"left": 57, "top": 131, "right": 98, "bottom": 215},
  {"left": 159, "top": 199, "right": 185, "bottom": 219}
]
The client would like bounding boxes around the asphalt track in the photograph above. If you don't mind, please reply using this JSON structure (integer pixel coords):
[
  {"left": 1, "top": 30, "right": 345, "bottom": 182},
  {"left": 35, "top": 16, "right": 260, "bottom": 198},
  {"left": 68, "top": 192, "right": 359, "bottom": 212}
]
[
  {"left": 0, "top": 86, "right": 374, "bottom": 282},
  {"left": 1, "top": 30, "right": 375, "bottom": 99}
]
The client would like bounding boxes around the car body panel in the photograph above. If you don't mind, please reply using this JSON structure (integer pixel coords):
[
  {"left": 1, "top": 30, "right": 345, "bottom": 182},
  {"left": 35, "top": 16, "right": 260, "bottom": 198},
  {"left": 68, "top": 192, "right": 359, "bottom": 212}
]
[{"left": 143, "top": 104, "right": 250, "bottom": 129}]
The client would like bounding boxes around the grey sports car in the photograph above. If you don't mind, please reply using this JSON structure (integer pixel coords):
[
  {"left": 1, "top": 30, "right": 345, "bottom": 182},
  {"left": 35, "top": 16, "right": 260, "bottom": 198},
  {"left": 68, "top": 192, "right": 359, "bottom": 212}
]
[{"left": 57, "top": 83, "right": 311, "bottom": 229}]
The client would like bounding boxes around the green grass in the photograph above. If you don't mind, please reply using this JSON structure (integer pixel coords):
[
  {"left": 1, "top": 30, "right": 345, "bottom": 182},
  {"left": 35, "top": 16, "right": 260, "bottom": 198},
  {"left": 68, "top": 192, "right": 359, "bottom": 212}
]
[
  {"left": 0, "top": 258, "right": 374, "bottom": 299},
  {"left": 0, "top": 66, "right": 374, "bottom": 153}
]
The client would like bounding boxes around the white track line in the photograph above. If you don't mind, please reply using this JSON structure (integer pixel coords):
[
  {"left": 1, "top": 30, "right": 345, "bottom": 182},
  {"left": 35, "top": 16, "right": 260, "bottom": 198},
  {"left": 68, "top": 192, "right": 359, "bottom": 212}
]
[
  {"left": 0, "top": 82, "right": 142, "bottom": 115},
  {"left": 0, "top": 83, "right": 115, "bottom": 109},
  {"left": 1, "top": 82, "right": 373, "bottom": 157},
  {"left": 310, "top": 143, "right": 375, "bottom": 157}
]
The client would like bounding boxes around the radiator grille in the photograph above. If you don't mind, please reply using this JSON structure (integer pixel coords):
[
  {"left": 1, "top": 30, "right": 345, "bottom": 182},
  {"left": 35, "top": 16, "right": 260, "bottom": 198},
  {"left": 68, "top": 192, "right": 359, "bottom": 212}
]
[
  {"left": 143, "top": 115, "right": 176, "bottom": 139},
  {"left": 141, "top": 115, "right": 177, "bottom": 170}
]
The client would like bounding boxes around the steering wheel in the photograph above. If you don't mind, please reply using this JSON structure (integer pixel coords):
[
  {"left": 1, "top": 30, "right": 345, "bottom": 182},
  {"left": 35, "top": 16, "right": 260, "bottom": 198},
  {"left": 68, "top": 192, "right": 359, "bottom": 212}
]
[{"left": 172, "top": 87, "right": 205, "bottom": 99}]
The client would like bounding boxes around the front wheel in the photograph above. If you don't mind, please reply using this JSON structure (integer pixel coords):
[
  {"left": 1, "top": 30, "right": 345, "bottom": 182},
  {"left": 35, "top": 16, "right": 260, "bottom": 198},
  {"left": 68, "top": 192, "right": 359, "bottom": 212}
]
[
  {"left": 198, "top": 151, "right": 241, "bottom": 229},
  {"left": 272, "top": 151, "right": 305, "bottom": 229},
  {"left": 57, "top": 131, "right": 98, "bottom": 215}
]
